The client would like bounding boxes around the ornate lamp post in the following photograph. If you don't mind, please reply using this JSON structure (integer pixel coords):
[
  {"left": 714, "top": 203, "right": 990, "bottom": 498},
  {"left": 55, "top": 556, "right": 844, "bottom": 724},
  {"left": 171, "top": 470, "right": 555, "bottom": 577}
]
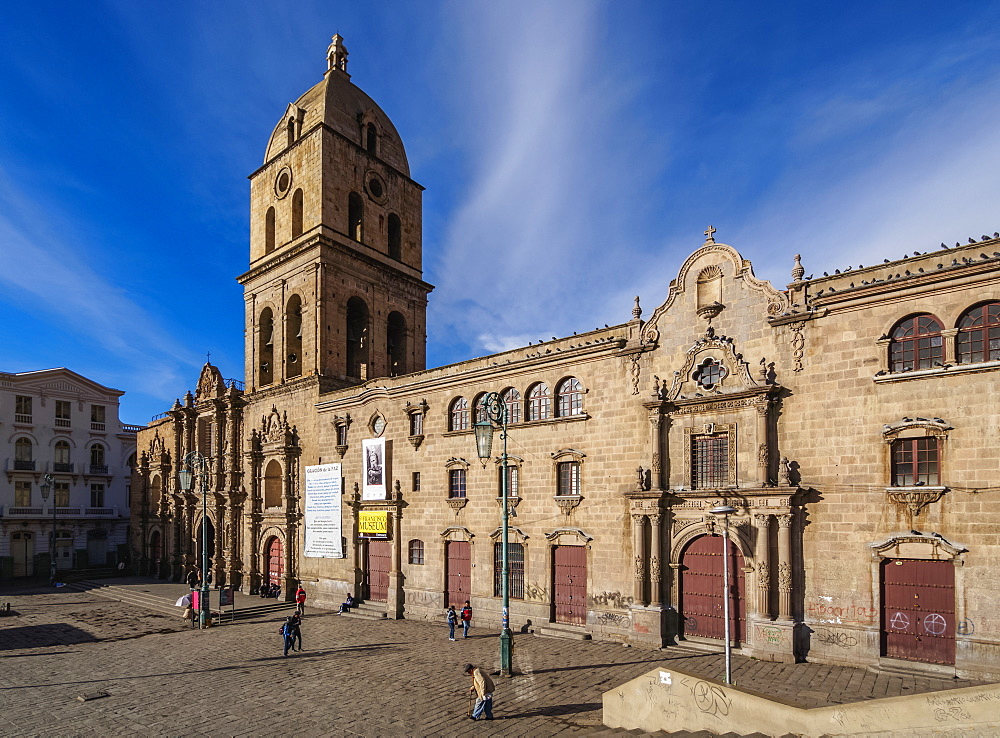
[
  {"left": 39, "top": 473, "right": 57, "bottom": 584},
  {"left": 710, "top": 504, "right": 738, "bottom": 684},
  {"left": 178, "top": 453, "right": 210, "bottom": 629},
  {"left": 473, "top": 392, "right": 513, "bottom": 677}
]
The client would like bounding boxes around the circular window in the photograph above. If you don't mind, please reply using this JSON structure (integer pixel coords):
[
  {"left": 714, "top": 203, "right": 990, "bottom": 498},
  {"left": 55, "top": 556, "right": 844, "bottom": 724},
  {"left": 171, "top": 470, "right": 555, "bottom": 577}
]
[
  {"left": 367, "top": 177, "right": 384, "bottom": 199},
  {"left": 274, "top": 167, "right": 293, "bottom": 199}
]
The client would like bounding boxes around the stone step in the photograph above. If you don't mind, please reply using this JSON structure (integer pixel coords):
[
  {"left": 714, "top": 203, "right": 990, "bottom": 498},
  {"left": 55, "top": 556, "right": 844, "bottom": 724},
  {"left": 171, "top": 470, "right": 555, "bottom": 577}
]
[
  {"left": 340, "top": 601, "right": 387, "bottom": 620},
  {"left": 536, "top": 624, "right": 592, "bottom": 640}
]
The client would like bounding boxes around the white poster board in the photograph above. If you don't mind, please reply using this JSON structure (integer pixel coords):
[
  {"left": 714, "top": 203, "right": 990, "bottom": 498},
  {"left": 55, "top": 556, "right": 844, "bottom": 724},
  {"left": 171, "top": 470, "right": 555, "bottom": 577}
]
[
  {"left": 304, "top": 463, "right": 343, "bottom": 558},
  {"left": 362, "top": 438, "right": 387, "bottom": 500}
]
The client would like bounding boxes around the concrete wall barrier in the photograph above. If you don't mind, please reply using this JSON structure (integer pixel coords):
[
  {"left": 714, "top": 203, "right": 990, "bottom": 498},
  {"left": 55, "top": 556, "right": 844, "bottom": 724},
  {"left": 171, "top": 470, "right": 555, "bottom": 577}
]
[{"left": 602, "top": 666, "right": 1000, "bottom": 737}]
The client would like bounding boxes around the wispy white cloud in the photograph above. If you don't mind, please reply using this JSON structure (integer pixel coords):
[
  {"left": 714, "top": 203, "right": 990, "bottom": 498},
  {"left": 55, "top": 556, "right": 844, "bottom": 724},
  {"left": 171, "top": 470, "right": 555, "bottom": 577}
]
[{"left": 427, "top": 1, "right": 664, "bottom": 356}]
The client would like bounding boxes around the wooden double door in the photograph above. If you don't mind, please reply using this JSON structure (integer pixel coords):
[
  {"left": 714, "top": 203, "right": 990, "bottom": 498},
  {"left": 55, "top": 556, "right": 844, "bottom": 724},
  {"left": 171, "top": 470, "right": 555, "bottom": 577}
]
[
  {"left": 445, "top": 541, "right": 471, "bottom": 608},
  {"left": 553, "top": 545, "right": 587, "bottom": 625},
  {"left": 364, "top": 539, "right": 391, "bottom": 602},
  {"left": 881, "top": 559, "right": 955, "bottom": 665}
]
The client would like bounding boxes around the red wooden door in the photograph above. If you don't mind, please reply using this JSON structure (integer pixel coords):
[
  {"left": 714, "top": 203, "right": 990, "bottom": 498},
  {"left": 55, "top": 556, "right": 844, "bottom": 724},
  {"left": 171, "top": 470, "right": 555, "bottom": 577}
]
[
  {"left": 267, "top": 537, "right": 283, "bottom": 586},
  {"left": 365, "top": 539, "right": 391, "bottom": 602},
  {"left": 553, "top": 545, "right": 587, "bottom": 625},
  {"left": 445, "top": 541, "right": 471, "bottom": 608},
  {"left": 881, "top": 559, "right": 955, "bottom": 665},
  {"left": 679, "top": 534, "right": 746, "bottom": 642}
]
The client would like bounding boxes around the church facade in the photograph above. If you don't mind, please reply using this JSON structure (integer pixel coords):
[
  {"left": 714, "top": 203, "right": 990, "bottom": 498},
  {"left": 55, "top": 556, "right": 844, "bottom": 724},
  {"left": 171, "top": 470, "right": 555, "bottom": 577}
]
[{"left": 131, "top": 36, "right": 1000, "bottom": 680}]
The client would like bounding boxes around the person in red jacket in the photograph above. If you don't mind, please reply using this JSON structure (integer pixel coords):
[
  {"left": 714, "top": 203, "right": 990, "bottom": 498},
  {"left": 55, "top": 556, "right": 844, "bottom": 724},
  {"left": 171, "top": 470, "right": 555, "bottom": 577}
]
[
  {"left": 460, "top": 601, "right": 473, "bottom": 638},
  {"left": 295, "top": 584, "right": 307, "bottom": 616}
]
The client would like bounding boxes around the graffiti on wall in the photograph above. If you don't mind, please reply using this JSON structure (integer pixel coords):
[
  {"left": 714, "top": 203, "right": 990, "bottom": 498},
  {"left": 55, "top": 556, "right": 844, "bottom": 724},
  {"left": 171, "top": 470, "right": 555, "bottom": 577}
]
[
  {"left": 589, "top": 591, "right": 635, "bottom": 608},
  {"left": 806, "top": 600, "right": 878, "bottom": 624}
]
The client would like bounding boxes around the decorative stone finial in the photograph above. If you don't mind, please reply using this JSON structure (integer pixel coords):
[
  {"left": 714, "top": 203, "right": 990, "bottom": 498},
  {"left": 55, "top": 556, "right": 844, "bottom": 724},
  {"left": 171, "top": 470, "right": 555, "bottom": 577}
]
[
  {"left": 327, "top": 34, "right": 349, "bottom": 74},
  {"left": 704, "top": 225, "right": 717, "bottom": 243},
  {"left": 632, "top": 296, "right": 642, "bottom": 320},
  {"left": 791, "top": 254, "right": 805, "bottom": 281}
]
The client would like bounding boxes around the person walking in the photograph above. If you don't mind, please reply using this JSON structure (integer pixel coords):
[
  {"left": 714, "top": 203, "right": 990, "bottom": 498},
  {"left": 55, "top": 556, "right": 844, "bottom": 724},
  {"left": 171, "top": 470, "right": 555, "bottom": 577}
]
[
  {"left": 295, "top": 584, "right": 307, "bottom": 616},
  {"left": 460, "top": 601, "right": 473, "bottom": 638},
  {"left": 464, "top": 663, "right": 495, "bottom": 721},
  {"left": 290, "top": 612, "right": 304, "bottom": 651},
  {"left": 447, "top": 605, "right": 458, "bottom": 641},
  {"left": 280, "top": 616, "right": 298, "bottom": 656}
]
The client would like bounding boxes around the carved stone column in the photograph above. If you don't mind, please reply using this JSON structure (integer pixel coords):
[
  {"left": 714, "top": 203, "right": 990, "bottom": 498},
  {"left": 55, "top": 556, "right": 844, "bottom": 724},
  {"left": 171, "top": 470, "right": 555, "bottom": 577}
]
[
  {"left": 631, "top": 514, "right": 647, "bottom": 606},
  {"left": 387, "top": 497, "right": 405, "bottom": 619},
  {"left": 643, "top": 401, "right": 666, "bottom": 490},
  {"left": 941, "top": 328, "right": 959, "bottom": 364},
  {"left": 754, "top": 514, "right": 772, "bottom": 618},
  {"left": 756, "top": 402, "right": 770, "bottom": 487},
  {"left": 777, "top": 513, "right": 793, "bottom": 621},
  {"left": 649, "top": 513, "right": 663, "bottom": 607}
]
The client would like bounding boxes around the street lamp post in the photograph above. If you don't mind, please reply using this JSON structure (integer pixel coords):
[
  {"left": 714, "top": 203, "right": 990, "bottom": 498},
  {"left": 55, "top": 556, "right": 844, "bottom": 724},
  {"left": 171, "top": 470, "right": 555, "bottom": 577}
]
[
  {"left": 710, "top": 504, "right": 738, "bottom": 684},
  {"left": 178, "top": 453, "right": 210, "bottom": 629},
  {"left": 39, "top": 473, "right": 56, "bottom": 584},
  {"left": 474, "top": 392, "right": 513, "bottom": 677}
]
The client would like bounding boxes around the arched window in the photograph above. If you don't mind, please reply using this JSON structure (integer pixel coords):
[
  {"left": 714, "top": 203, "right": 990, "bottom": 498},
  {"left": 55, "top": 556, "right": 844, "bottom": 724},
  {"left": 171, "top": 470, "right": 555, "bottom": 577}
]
[
  {"left": 556, "top": 377, "right": 584, "bottom": 417},
  {"left": 14, "top": 437, "right": 32, "bottom": 463},
  {"left": 346, "top": 297, "right": 370, "bottom": 378},
  {"left": 408, "top": 539, "right": 424, "bottom": 565},
  {"left": 387, "top": 311, "right": 407, "bottom": 376},
  {"left": 366, "top": 123, "right": 378, "bottom": 155},
  {"left": 449, "top": 397, "right": 469, "bottom": 431},
  {"left": 285, "top": 294, "right": 303, "bottom": 379},
  {"left": 150, "top": 474, "right": 162, "bottom": 507},
  {"left": 90, "top": 443, "right": 106, "bottom": 467},
  {"left": 957, "top": 302, "right": 1000, "bottom": 364},
  {"left": 348, "top": 192, "right": 364, "bottom": 242},
  {"left": 286, "top": 117, "right": 296, "bottom": 147},
  {"left": 527, "top": 383, "right": 550, "bottom": 421},
  {"left": 388, "top": 213, "right": 401, "bottom": 260},
  {"left": 471, "top": 393, "right": 488, "bottom": 425},
  {"left": 890, "top": 315, "right": 943, "bottom": 371},
  {"left": 291, "top": 189, "right": 303, "bottom": 239},
  {"left": 259, "top": 308, "right": 274, "bottom": 386},
  {"left": 501, "top": 388, "right": 521, "bottom": 424},
  {"left": 265, "top": 207, "right": 276, "bottom": 254},
  {"left": 263, "top": 459, "right": 283, "bottom": 508},
  {"left": 54, "top": 440, "right": 71, "bottom": 470}
]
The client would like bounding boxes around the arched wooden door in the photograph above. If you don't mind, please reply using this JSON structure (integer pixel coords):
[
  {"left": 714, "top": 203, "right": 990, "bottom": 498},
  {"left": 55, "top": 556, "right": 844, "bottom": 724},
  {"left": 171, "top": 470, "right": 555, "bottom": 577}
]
[
  {"left": 679, "top": 534, "right": 746, "bottom": 642},
  {"left": 12, "top": 531, "right": 33, "bottom": 577},
  {"left": 266, "top": 536, "right": 284, "bottom": 587}
]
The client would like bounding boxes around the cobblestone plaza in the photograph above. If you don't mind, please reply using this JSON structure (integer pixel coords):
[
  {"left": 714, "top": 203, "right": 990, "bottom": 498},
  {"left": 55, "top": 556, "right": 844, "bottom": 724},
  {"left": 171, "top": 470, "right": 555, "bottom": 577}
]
[{"left": 0, "top": 580, "right": 980, "bottom": 737}]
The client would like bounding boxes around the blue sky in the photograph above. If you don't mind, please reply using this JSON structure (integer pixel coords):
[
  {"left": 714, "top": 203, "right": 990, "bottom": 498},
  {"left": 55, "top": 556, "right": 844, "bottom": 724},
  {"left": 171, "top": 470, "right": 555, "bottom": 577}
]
[{"left": 2, "top": 1, "right": 1000, "bottom": 424}]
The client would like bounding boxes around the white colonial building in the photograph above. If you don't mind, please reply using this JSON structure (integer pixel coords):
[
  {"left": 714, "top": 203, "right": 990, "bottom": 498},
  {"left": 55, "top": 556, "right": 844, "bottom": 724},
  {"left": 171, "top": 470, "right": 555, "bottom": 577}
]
[{"left": 0, "top": 368, "right": 139, "bottom": 578}]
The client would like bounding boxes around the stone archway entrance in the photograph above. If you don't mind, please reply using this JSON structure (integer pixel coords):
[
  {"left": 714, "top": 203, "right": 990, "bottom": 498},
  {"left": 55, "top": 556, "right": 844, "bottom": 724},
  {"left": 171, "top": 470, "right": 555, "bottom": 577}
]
[{"left": 679, "top": 533, "right": 746, "bottom": 642}]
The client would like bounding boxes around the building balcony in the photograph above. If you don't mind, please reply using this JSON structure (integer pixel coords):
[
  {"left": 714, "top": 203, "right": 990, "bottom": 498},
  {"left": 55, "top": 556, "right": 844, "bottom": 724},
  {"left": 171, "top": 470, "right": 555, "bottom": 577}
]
[
  {"left": 89, "top": 464, "right": 109, "bottom": 475},
  {"left": 13, "top": 459, "right": 36, "bottom": 471},
  {"left": 52, "top": 462, "right": 75, "bottom": 473},
  {"left": 121, "top": 424, "right": 144, "bottom": 434},
  {"left": 54, "top": 418, "right": 71, "bottom": 429},
  {"left": 91, "top": 422, "right": 106, "bottom": 432},
  {"left": 0, "top": 505, "right": 121, "bottom": 519}
]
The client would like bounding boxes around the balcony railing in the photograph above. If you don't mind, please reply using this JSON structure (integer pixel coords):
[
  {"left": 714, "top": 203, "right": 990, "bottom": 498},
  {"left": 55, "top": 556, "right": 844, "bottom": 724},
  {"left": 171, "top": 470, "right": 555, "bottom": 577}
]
[
  {"left": 91, "top": 422, "right": 106, "bottom": 432},
  {"left": 14, "top": 459, "right": 35, "bottom": 471},
  {"left": 14, "top": 414, "right": 32, "bottom": 424},
  {"left": 0, "top": 505, "right": 120, "bottom": 519},
  {"left": 55, "top": 418, "right": 71, "bottom": 428},
  {"left": 89, "top": 464, "right": 109, "bottom": 475},
  {"left": 225, "top": 378, "right": 245, "bottom": 391},
  {"left": 121, "top": 424, "right": 144, "bottom": 434},
  {"left": 53, "top": 462, "right": 74, "bottom": 473}
]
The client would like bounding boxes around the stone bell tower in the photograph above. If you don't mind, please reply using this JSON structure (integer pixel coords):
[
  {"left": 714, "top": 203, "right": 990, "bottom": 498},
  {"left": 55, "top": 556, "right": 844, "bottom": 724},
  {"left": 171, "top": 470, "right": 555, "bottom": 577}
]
[{"left": 239, "top": 34, "right": 432, "bottom": 393}]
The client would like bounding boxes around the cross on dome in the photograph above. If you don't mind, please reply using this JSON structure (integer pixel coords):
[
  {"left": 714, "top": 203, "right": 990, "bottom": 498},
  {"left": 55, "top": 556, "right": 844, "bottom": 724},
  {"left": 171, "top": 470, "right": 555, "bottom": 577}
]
[{"left": 704, "top": 225, "right": 717, "bottom": 243}]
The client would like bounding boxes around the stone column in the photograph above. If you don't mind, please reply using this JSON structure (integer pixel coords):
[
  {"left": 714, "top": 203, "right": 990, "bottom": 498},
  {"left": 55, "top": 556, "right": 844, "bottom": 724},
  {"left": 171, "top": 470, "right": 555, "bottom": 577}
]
[
  {"left": 631, "top": 514, "right": 647, "bottom": 606},
  {"left": 941, "top": 328, "right": 959, "bottom": 364},
  {"left": 753, "top": 514, "right": 772, "bottom": 619},
  {"left": 649, "top": 513, "right": 663, "bottom": 607},
  {"left": 756, "top": 402, "right": 770, "bottom": 487},
  {"left": 643, "top": 401, "right": 664, "bottom": 490},
  {"left": 777, "top": 513, "right": 793, "bottom": 621},
  {"left": 387, "top": 502, "right": 405, "bottom": 619}
]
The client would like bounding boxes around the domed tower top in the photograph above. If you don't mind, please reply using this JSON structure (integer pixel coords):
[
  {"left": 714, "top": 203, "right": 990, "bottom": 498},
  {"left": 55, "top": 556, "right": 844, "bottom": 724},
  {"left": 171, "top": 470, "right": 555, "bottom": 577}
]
[{"left": 262, "top": 34, "right": 410, "bottom": 176}]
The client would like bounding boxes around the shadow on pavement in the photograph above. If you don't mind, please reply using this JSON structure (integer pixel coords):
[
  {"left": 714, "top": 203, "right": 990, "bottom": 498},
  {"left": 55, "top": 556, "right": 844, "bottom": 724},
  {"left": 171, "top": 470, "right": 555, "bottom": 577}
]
[
  {"left": 501, "top": 701, "right": 602, "bottom": 718},
  {"left": 0, "top": 624, "right": 99, "bottom": 651}
]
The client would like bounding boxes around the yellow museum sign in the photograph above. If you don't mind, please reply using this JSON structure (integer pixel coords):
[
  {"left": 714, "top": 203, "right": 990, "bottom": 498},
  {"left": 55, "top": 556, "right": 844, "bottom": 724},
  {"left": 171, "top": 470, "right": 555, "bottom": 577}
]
[{"left": 358, "top": 511, "right": 389, "bottom": 538}]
